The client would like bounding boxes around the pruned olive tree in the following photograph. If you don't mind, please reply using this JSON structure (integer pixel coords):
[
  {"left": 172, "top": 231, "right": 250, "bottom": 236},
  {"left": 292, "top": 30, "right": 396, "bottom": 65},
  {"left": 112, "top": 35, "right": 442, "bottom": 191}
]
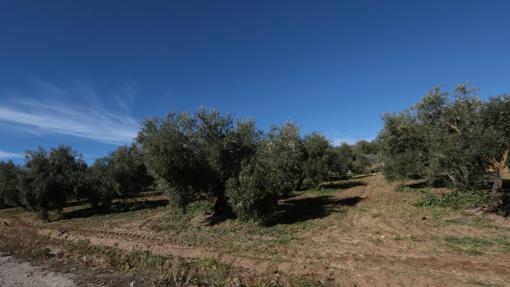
[
  {"left": 267, "top": 123, "right": 306, "bottom": 193},
  {"left": 378, "top": 109, "right": 432, "bottom": 181},
  {"left": 379, "top": 84, "right": 510, "bottom": 211},
  {"left": 303, "top": 133, "right": 332, "bottom": 187},
  {"left": 480, "top": 95, "right": 510, "bottom": 210},
  {"left": 85, "top": 158, "right": 117, "bottom": 208},
  {"left": 85, "top": 144, "right": 154, "bottom": 208},
  {"left": 108, "top": 144, "right": 154, "bottom": 199},
  {"left": 137, "top": 109, "right": 261, "bottom": 214},
  {"left": 331, "top": 143, "right": 354, "bottom": 176},
  {"left": 0, "top": 160, "right": 21, "bottom": 208},
  {"left": 226, "top": 123, "right": 305, "bottom": 222},
  {"left": 18, "top": 145, "right": 87, "bottom": 220}
]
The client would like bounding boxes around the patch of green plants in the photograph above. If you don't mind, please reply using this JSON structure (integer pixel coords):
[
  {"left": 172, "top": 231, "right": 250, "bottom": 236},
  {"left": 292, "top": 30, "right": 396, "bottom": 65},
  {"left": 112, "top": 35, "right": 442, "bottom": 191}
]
[
  {"left": 443, "top": 236, "right": 493, "bottom": 255},
  {"left": 415, "top": 190, "right": 490, "bottom": 209},
  {"left": 394, "top": 184, "right": 415, "bottom": 193},
  {"left": 492, "top": 237, "right": 510, "bottom": 253}
]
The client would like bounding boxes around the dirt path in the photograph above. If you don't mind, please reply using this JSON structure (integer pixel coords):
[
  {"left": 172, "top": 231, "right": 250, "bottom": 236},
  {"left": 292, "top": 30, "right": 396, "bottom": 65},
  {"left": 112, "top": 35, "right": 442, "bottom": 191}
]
[{"left": 0, "top": 255, "right": 76, "bottom": 287}]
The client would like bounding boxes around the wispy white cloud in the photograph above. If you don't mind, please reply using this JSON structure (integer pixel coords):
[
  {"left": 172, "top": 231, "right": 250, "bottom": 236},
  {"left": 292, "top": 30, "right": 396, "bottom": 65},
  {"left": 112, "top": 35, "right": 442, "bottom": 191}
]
[
  {"left": 0, "top": 79, "right": 139, "bottom": 145},
  {"left": 0, "top": 150, "right": 22, "bottom": 159}
]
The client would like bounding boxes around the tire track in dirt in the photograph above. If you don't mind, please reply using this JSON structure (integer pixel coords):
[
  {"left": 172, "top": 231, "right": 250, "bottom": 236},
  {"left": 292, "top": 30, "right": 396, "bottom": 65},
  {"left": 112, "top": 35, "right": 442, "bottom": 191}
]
[
  {"left": 37, "top": 227, "right": 277, "bottom": 274},
  {"left": 5, "top": 174, "right": 510, "bottom": 286},
  {"left": 32, "top": 225, "right": 510, "bottom": 287}
]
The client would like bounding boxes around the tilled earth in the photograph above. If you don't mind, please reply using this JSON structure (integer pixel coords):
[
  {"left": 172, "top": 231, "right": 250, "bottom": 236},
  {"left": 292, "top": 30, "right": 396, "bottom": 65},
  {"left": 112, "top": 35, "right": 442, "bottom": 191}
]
[{"left": 1, "top": 174, "right": 510, "bottom": 286}]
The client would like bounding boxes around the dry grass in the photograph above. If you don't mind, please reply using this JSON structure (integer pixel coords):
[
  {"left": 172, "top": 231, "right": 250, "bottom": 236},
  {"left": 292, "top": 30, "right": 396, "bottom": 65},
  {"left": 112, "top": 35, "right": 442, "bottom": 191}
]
[{"left": 1, "top": 173, "right": 510, "bottom": 286}]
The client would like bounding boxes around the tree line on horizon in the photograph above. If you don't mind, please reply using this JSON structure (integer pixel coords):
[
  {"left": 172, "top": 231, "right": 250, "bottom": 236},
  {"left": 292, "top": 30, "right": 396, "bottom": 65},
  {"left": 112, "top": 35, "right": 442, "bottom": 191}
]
[{"left": 0, "top": 111, "right": 379, "bottom": 222}]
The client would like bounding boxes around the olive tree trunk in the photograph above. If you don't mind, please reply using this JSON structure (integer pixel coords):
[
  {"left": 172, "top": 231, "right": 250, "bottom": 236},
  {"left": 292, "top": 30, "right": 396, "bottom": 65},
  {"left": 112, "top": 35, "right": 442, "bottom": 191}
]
[{"left": 490, "top": 149, "right": 509, "bottom": 210}]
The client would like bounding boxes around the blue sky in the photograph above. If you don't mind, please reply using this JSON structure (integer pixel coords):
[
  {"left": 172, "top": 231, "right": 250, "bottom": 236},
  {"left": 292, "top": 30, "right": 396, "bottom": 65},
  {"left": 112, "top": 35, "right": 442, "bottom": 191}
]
[{"left": 1, "top": 0, "right": 509, "bottom": 163}]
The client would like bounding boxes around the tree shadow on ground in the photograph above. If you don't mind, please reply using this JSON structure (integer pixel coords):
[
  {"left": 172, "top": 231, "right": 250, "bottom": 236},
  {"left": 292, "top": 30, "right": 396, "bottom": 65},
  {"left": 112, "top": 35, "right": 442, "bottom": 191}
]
[
  {"left": 349, "top": 174, "right": 374, "bottom": 180},
  {"left": 265, "top": 195, "right": 364, "bottom": 226},
  {"left": 407, "top": 176, "right": 452, "bottom": 189},
  {"left": 319, "top": 181, "right": 367, "bottom": 190},
  {"left": 62, "top": 199, "right": 169, "bottom": 220},
  {"left": 499, "top": 179, "right": 510, "bottom": 216}
]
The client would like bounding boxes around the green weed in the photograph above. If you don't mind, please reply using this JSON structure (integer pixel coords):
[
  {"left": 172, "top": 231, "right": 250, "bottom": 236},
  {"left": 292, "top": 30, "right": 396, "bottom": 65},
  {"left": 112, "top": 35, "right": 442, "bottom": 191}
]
[
  {"left": 416, "top": 190, "right": 490, "bottom": 209},
  {"left": 443, "top": 236, "right": 493, "bottom": 255}
]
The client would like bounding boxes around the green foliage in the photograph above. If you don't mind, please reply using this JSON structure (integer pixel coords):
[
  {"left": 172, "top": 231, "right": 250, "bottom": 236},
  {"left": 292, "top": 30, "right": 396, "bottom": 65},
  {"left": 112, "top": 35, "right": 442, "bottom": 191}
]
[
  {"left": 138, "top": 109, "right": 261, "bottom": 213},
  {"left": 416, "top": 190, "right": 490, "bottom": 209},
  {"left": 379, "top": 84, "right": 510, "bottom": 209},
  {"left": 86, "top": 145, "right": 153, "bottom": 208},
  {"left": 394, "top": 184, "right": 416, "bottom": 193},
  {"left": 18, "top": 145, "right": 87, "bottom": 220},
  {"left": 443, "top": 236, "right": 493, "bottom": 256},
  {"left": 330, "top": 143, "right": 353, "bottom": 176},
  {"left": 225, "top": 158, "right": 277, "bottom": 222},
  {"left": 107, "top": 144, "right": 153, "bottom": 198},
  {"left": 378, "top": 111, "right": 431, "bottom": 181},
  {"left": 0, "top": 160, "right": 21, "bottom": 208},
  {"left": 351, "top": 140, "right": 380, "bottom": 174},
  {"left": 303, "top": 133, "right": 331, "bottom": 186},
  {"left": 85, "top": 158, "right": 116, "bottom": 208},
  {"left": 481, "top": 95, "right": 510, "bottom": 160},
  {"left": 266, "top": 123, "right": 306, "bottom": 194},
  {"left": 226, "top": 123, "right": 305, "bottom": 222}
]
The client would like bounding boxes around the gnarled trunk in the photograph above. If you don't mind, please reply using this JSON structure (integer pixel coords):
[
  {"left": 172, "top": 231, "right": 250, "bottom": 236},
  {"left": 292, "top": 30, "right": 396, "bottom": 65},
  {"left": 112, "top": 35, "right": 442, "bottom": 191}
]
[
  {"left": 213, "top": 190, "right": 227, "bottom": 215},
  {"left": 490, "top": 149, "right": 509, "bottom": 211}
]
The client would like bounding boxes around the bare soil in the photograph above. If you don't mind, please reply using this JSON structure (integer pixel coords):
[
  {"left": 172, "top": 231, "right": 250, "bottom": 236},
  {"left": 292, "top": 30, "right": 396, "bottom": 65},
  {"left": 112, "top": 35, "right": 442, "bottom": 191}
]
[
  {"left": 0, "top": 255, "right": 75, "bottom": 287},
  {"left": 1, "top": 173, "right": 510, "bottom": 286}
]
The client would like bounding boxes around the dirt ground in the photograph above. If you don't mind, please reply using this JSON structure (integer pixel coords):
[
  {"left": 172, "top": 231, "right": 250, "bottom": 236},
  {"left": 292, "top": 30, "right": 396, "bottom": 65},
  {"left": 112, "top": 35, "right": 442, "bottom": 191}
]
[
  {"left": 0, "top": 255, "right": 76, "bottom": 287},
  {"left": 1, "top": 173, "right": 510, "bottom": 286}
]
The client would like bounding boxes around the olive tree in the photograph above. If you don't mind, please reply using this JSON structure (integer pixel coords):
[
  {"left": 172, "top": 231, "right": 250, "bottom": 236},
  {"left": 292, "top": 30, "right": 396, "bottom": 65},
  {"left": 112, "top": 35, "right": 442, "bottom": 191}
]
[
  {"left": 331, "top": 143, "right": 354, "bottom": 176},
  {"left": 377, "top": 110, "right": 431, "bottom": 181},
  {"left": 107, "top": 145, "right": 153, "bottom": 199},
  {"left": 428, "top": 86, "right": 487, "bottom": 189},
  {"left": 351, "top": 140, "right": 380, "bottom": 174},
  {"left": 85, "top": 158, "right": 117, "bottom": 208},
  {"left": 303, "top": 133, "right": 332, "bottom": 187},
  {"left": 85, "top": 144, "right": 153, "bottom": 208},
  {"left": 226, "top": 123, "right": 305, "bottom": 221},
  {"left": 266, "top": 123, "right": 306, "bottom": 193},
  {"left": 137, "top": 109, "right": 260, "bottom": 214},
  {"left": 18, "top": 145, "right": 87, "bottom": 220},
  {"left": 480, "top": 95, "right": 510, "bottom": 210},
  {"left": 0, "top": 160, "right": 21, "bottom": 208},
  {"left": 379, "top": 84, "right": 510, "bottom": 211}
]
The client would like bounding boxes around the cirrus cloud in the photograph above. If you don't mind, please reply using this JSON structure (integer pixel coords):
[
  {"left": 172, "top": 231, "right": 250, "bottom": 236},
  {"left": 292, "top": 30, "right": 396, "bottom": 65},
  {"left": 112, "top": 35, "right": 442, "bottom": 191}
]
[
  {"left": 0, "top": 150, "right": 22, "bottom": 159},
  {"left": 0, "top": 79, "right": 140, "bottom": 145}
]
